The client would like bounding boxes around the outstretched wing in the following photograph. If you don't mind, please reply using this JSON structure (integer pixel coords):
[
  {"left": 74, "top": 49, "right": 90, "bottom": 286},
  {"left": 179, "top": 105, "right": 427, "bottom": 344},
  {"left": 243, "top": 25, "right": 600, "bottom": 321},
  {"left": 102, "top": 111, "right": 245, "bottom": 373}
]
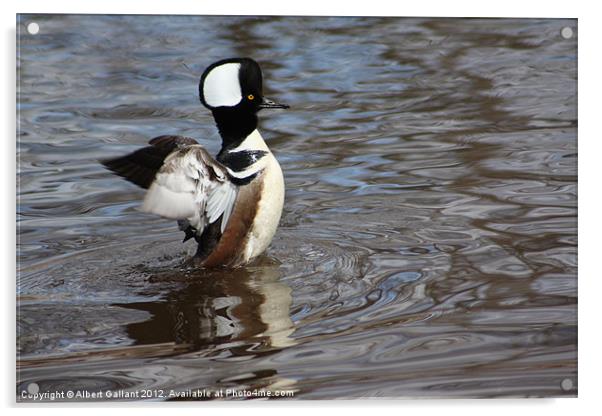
[
  {"left": 103, "top": 136, "right": 238, "bottom": 234},
  {"left": 141, "top": 145, "right": 237, "bottom": 233},
  {"left": 101, "top": 135, "right": 199, "bottom": 189}
]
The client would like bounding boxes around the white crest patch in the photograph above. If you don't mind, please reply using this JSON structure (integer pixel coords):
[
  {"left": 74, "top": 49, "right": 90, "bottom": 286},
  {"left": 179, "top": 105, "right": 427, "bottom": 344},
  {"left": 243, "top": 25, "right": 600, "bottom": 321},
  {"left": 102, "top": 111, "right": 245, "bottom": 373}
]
[{"left": 202, "top": 63, "right": 242, "bottom": 107}]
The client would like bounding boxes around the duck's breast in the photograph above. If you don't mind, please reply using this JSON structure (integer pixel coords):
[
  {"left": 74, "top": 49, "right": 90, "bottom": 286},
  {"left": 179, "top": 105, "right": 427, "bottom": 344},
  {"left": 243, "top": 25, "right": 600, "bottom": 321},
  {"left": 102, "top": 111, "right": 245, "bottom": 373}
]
[{"left": 242, "top": 153, "right": 285, "bottom": 262}]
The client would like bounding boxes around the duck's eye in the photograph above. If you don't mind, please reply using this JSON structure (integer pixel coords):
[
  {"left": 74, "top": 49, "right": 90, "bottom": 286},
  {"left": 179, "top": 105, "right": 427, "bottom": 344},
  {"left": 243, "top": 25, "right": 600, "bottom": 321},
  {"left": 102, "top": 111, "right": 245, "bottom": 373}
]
[{"left": 247, "top": 94, "right": 255, "bottom": 100}]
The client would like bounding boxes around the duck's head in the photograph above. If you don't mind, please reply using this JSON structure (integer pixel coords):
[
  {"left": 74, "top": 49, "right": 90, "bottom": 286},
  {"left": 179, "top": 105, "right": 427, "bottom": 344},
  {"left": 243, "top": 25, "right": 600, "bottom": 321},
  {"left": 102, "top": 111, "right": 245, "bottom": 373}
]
[
  {"left": 199, "top": 58, "right": 288, "bottom": 146},
  {"left": 199, "top": 57, "right": 288, "bottom": 115}
]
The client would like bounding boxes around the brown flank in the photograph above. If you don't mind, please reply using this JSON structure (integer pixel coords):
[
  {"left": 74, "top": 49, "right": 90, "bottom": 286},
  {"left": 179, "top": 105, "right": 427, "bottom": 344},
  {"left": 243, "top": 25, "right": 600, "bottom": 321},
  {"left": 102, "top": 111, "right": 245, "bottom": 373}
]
[{"left": 202, "top": 174, "right": 264, "bottom": 267}]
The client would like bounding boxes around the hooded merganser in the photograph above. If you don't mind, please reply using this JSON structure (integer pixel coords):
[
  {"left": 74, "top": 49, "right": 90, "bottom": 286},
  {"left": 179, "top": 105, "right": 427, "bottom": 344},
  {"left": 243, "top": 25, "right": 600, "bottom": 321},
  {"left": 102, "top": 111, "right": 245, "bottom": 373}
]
[{"left": 102, "top": 57, "right": 289, "bottom": 267}]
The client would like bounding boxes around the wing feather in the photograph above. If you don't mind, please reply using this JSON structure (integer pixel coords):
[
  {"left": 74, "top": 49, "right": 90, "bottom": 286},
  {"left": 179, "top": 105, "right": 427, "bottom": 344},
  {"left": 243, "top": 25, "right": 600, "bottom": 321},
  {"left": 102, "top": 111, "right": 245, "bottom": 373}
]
[
  {"left": 220, "top": 185, "right": 237, "bottom": 233},
  {"left": 101, "top": 135, "right": 199, "bottom": 189},
  {"left": 140, "top": 145, "right": 238, "bottom": 236},
  {"left": 103, "top": 136, "right": 238, "bottom": 237},
  {"left": 142, "top": 181, "right": 197, "bottom": 219}
]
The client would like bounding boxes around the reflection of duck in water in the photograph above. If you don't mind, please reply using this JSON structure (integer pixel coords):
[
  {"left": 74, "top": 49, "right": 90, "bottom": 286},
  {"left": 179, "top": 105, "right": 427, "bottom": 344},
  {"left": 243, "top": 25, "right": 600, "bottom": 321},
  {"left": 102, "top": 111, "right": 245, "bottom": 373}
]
[
  {"left": 17, "top": 266, "right": 297, "bottom": 401},
  {"left": 103, "top": 58, "right": 289, "bottom": 267},
  {"left": 117, "top": 265, "right": 296, "bottom": 351}
]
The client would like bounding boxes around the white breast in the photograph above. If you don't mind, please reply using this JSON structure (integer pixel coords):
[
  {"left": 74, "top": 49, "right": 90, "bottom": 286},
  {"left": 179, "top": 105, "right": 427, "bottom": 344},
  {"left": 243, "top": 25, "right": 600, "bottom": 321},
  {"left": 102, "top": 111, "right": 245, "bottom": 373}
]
[
  {"left": 235, "top": 131, "right": 285, "bottom": 262},
  {"left": 243, "top": 154, "right": 284, "bottom": 262}
]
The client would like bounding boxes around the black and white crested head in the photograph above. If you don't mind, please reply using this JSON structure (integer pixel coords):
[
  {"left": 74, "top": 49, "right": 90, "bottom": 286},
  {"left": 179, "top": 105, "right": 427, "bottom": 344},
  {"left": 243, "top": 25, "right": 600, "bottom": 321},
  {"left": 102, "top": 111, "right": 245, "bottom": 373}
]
[
  {"left": 199, "top": 58, "right": 261, "bottom": 109},
  {"left": 199, "top": 58, "right": 289, "bottom": 147}
]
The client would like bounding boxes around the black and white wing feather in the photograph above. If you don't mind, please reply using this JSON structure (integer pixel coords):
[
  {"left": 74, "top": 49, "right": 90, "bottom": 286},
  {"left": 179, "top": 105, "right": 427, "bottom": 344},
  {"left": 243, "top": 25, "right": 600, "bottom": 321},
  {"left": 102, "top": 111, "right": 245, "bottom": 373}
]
[
  {"left": 142, "top": 146, "right": 237, "bottom": 233},
  {"left": 102, "top": 135, "right": 198, "bottom": 189},
  {"left": 102, "top": 135, "right": 238, "bottom": 234}
]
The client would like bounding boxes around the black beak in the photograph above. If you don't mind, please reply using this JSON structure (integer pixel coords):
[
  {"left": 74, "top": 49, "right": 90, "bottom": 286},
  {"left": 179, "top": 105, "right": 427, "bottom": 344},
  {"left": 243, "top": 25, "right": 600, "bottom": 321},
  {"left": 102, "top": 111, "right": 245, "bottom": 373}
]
[{"left": 258, "top": 97, "right": 289, "bottom": 109}]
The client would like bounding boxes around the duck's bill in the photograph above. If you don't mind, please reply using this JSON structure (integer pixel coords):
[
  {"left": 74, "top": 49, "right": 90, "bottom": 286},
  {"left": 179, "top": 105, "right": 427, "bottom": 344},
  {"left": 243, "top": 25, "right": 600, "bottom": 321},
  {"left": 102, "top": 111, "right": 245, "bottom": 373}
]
[{"left": 259, "top": 97, "right": 290, "bottom": 109}]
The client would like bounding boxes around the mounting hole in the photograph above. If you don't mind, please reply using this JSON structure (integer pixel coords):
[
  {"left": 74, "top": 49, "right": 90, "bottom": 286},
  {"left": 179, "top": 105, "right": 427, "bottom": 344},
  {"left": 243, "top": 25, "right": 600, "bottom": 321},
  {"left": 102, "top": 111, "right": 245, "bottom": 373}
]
[
  {"left": 27, "top": 22, "right": 40, "bottom": 35},
  {"left": 560, "top": 26, "right": 573, "bottom": 39},
  {"left": 27, "top": 382, "right": 40, "bottom": 394},
  {"left": 560, "top": 378, "right": 574, "bottom": 391}
]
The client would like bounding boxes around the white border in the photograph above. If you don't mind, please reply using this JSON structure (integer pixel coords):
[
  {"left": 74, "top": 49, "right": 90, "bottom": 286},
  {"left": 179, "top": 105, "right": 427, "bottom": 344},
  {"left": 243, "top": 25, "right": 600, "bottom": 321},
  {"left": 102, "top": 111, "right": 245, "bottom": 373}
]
[{"left": 4, "top": 0, "right": 601, "bottom": 414}]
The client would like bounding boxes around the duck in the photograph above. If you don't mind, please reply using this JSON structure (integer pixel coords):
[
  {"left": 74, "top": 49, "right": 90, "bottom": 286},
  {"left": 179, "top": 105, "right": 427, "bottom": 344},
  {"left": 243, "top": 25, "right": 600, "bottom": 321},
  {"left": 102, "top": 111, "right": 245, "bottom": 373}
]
[{"left": 102, "top": 57, "right": 289, "bottom": 267}]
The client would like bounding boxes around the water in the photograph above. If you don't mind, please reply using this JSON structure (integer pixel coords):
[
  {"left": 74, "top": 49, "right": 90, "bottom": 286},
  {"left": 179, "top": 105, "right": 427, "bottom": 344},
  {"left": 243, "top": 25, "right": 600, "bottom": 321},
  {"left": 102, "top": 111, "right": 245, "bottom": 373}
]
[{"left": 17, "top": 15, "right": 577, "bottom": 399}]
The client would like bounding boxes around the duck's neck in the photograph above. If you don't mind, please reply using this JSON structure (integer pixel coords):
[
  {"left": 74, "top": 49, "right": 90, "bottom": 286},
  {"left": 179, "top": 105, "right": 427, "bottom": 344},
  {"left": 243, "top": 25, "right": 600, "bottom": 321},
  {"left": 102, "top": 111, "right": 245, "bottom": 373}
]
[
  {"left": 216, "top": 129, "right": 269, "bottom": 177},
  {"left": 212, "top": 107, "right": 258, "bottom": 151}
]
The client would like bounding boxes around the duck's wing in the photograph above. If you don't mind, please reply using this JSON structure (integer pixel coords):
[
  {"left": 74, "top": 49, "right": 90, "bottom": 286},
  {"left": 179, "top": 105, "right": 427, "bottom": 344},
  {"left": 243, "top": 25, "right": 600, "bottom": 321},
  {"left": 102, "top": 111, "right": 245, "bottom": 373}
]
[
  {"left": 101, "top": 135, "right": 200, "bottom": 189},
  {"left": 141, "top": 145, "right": 238, "bottom": 233},
  {"left": 103, "top": 135, "right": 238, "bottom": 234}
]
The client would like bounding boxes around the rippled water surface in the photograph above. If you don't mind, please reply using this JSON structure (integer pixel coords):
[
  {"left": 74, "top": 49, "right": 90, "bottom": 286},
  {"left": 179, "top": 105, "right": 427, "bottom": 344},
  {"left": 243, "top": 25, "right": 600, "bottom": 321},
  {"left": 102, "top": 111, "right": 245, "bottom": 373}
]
[{"left": 17, "top": 15, "right": 577, "bottom": 399}]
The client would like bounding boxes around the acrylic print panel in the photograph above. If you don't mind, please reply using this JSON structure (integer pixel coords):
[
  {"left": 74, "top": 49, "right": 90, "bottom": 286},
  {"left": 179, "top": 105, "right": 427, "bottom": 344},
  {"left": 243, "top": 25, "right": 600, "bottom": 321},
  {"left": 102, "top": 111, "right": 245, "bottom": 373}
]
[{"left": 16, "top": 14, "right": 577, "bottom": 400}]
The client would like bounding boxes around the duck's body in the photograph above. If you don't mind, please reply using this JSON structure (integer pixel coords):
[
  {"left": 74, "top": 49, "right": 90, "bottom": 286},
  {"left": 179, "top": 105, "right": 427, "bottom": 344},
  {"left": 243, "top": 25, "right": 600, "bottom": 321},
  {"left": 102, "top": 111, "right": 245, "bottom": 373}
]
[
  {"left": 102, "top": 58, "right": 288, "bottom": 267},
  {"left": 215, "top": 129, "right": 285, "bottom": 266}
]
